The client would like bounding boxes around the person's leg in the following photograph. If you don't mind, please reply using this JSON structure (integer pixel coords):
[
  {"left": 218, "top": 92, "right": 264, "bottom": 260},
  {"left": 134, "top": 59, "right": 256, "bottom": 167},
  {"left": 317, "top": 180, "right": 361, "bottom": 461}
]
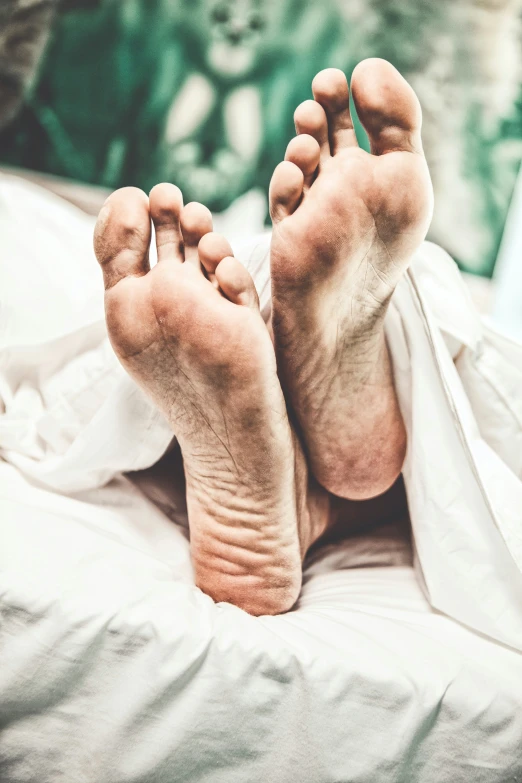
[
  {"left": 93, "top": 184, "right": 330, "bottom": 615},
  {"left": 269, "top": 58, "right": 433, "bottom": 500}
]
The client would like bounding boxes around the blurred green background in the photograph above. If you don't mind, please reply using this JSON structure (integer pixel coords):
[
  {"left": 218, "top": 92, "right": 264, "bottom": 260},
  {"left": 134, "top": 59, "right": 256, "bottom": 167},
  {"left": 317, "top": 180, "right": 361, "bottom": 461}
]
[{"left": 1, "top": 0, "right": 521, "bottom": 277}]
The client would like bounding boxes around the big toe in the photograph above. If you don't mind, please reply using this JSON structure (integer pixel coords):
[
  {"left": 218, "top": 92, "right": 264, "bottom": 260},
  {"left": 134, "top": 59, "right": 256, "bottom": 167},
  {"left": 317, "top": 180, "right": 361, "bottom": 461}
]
[
  {"left": 351, "top": 58, "right": 422, "bottom": 156},
  {"left": 94, "top": 187, "right": 151, "bottom": 290}
]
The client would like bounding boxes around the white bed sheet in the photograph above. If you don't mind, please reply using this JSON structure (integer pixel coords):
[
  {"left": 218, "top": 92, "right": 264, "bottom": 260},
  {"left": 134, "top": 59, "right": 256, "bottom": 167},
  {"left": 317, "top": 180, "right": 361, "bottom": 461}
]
[{"left": 0, "top": 174, "right": 521, "bottom": 782}]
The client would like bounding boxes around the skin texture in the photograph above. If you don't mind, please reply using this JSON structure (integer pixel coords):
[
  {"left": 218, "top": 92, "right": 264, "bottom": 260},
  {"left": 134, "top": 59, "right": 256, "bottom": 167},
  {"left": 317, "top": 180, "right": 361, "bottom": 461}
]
[
  {"left": 93, "top": 184, "right": 330, "bottom": 616},
  {"left": 93, "top": 60, "right": 432, "bottom": 615},
  {"left": 269, "top": 58, "right": 434, "bottom": 500}
]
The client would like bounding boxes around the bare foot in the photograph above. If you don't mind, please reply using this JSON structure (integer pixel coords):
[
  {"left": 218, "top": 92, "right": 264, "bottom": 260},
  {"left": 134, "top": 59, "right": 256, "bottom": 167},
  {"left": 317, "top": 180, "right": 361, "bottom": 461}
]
[
  {"left": 269, "top": 58, "right": 433, "bottom": 500},
  {"left": 94, "top": 184, "right": 314, "bottom": 615}
]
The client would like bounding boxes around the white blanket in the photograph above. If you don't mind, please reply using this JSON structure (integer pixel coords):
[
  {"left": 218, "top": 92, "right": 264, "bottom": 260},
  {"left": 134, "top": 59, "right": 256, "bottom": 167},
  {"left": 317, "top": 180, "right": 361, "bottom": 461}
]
[{"left": 1, "top": 174, "right": 521, "bottom": 782}]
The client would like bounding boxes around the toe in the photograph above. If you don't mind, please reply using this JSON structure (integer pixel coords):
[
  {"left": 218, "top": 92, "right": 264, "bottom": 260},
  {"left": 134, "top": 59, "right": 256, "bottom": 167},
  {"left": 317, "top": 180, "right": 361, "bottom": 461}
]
[
  {"left": 269, "top": 161, "right": 304, "bottom": 223},
  {"left": 294, "top": 100, "right": 330, "bottom": 162},
  {"left": 284, "top": 134, "right": 320, "bottom": 190},
  {"left": 149, "top": 183, "right": 184, "bottom": 263},
  {"left": 312, "top": 68, "right": 357, "bottom": 154},
  {"left": 94, "top": 187, "right": 151, "bottom": 291},
  {"left": 215, "top": 256, "right": 259, "bottom": 309},
  {"left": 198, "top": 232, "right": 234, "bottom": 284},
  {"left": 180, "top": 202, "right": 213, "bottom": 267},
  {"left": 351, "top": 58, "right": 422, "bottom": 156}
]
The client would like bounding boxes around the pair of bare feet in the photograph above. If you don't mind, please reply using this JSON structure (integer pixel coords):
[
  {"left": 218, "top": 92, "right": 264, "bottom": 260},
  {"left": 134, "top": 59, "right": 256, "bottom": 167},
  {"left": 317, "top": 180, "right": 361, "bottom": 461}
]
[{"left": 94, "top": 59, "right": 433, "bottom": 616}]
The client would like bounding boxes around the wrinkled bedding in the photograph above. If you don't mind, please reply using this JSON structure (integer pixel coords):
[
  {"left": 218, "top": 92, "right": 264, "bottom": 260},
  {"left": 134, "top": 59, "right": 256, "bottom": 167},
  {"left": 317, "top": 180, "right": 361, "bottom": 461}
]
[{"left": 0, "top": 174, "right": 521, "bottom": 783}]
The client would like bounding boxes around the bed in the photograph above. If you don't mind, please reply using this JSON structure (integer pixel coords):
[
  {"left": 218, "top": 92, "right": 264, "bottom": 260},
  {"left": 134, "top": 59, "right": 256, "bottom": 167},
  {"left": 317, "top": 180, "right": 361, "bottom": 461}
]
[{"left": 1, "top": 172, "right": 521, "bottom": 783}]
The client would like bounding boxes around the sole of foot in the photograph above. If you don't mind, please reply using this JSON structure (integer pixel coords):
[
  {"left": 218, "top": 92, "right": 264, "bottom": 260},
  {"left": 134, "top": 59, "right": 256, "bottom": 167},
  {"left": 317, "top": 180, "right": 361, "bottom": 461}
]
[
  {"left": 269, "top": 58, "right": 433, "bottom": 500},
  {"left": 94, "top": 183, "right": 304, "bottom": 615}
]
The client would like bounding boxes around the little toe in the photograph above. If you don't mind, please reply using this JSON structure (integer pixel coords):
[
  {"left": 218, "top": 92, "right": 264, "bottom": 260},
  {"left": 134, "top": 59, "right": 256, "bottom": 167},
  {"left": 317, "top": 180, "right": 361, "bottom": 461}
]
[
  {"left": 94, "top": 187, "right": 151, "bottom": 291},
  {"left": 198, "top": 232, "right": 234, "bottom": 284},
  {"left": 312, "top": 68, "right": 357, "bottom": 154},
  {"left": 180, "top": 202, "right": 213, "bottom": 267},
  {"left": 351, "top": 58, "right": 422, "bottom": 156},
  {"left": 149, "top": 183, "right": 184, "bottom": 263},
  {"left": 285, "top": 134, "right": 320, "bottom": 190},
  {"left": 215, "top": 256, "right": 259, "bottom": 309},
  {"left": 269, "top": 161, "right": 304, "bottom": 223},
  {"left": 294, "top": 100, "right": 330, "bottom": 162}
]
